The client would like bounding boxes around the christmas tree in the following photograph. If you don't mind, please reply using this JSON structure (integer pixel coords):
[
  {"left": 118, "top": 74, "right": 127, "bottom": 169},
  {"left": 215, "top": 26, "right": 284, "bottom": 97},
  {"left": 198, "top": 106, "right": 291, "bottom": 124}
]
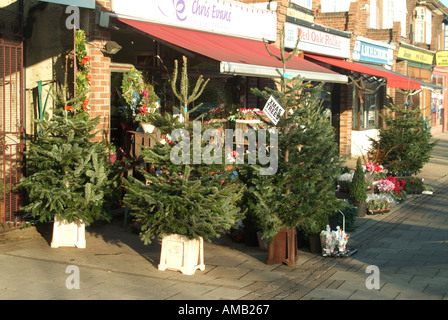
[
  {"left": 368, "top": 95, "right": 438, "bottom": 174},
  {"left": 18, "top": 31, "right": 120, "bottom": 225},
  {"left": 123, "top": 56, "right": 244, "bottom": 245},
  {"left": 247, "top": 29, "right": 345, "bottom": 241}
]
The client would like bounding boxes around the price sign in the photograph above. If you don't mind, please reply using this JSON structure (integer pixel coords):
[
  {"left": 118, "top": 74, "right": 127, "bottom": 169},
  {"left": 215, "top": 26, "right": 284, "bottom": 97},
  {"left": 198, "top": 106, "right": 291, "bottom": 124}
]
[{"left": 263, "top": 95, "right": 285, "bottom": 125}]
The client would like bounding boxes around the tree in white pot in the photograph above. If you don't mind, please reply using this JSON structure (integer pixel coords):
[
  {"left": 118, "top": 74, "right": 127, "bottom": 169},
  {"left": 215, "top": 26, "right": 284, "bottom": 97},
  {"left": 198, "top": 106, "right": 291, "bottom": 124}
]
[
  {"left": 18, "top": 31, "right": 121, "bottom": 247},
  {"left": 123, "top": 56, "right": 244, "bottom": 275}
]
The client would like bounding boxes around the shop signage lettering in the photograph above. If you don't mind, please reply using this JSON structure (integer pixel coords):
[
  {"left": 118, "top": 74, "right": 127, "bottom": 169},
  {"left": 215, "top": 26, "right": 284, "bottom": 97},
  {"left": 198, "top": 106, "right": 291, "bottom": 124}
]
[
  {"left": 353, "top": 40, "right": 393, "bottom": 65},
  {"left": 397, "top": 45, "right": 434, "bottom": 65},
  {"left": 112, "top": 0, "right": 277, "bottom": 41},
  {"left": 284, "top": 22, "right": 350, "bottom": 58},
  {"left": 191, "top": 0, "right": 232, "bottom": 22},
  {"left": 436, "top": 51, "right": 448, "bottom": 67}
]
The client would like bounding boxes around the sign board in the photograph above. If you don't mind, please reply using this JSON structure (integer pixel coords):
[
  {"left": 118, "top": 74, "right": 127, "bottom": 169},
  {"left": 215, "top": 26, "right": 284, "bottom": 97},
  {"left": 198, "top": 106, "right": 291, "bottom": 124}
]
[
  {"left": 436, "top": 51, "right": 448, "bottom": 67},
  {"left": 263, "top": 96, "right": 285, "bottom": 125},
  {"left": 353, "top": 40, "right": 394, "bottom": 66},
  {"left": 284, "top": 22, "right": 351, "bottom": 59},
  {"left": 397, "top": 44, "right": 434, "bottom": 65},
  {"left": 39, "top": 0, "right": 95, "bottom": 9},
  {"left": 111, "top": 0, "right": 277, "bottom": 41}
]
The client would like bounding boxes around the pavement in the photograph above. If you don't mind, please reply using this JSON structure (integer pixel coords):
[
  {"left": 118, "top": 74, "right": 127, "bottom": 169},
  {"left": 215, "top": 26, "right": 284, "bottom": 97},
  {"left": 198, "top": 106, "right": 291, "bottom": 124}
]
[{"left": 0, "top": 132, "right": 447, "bottom": 304}]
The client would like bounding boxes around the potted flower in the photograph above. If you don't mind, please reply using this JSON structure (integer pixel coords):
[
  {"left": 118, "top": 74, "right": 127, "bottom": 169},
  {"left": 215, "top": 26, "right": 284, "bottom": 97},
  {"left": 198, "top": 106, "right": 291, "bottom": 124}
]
[
  {"left": 349, "top": 158, "right": 367, "bottom": 217},
  {"left": 386, "top": 176, "right": 407, "bottom": 203},
  {"left": 377, "top": 178, "right": 395, "bottom": 194},
  {"left": 135, "top": 102, "right": 159, "bottom": 133}
]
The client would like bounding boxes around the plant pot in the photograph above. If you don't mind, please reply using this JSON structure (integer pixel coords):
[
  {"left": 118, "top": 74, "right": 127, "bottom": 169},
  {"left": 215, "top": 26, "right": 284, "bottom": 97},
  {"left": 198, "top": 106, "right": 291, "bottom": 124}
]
[
  {"left": 158, "top": 234, "right": 205, "bottom": 275},
  {"left": 140, "top": 123, "right": 155, "bottom": 133},
  {"left": 354, "top": 202, "right": 366, "bottom": 217},
  {"left": 51, "top": 216, "right": 86, "bottom": 248},
  {"left": 266, "top": 228, "right": 298, "bottom": 266},
  {"left": 257, "top": 231, "right": 269, "bottom": 251},
  {"left": 309, "top": 234, "right": 321, "bottom": 254}
]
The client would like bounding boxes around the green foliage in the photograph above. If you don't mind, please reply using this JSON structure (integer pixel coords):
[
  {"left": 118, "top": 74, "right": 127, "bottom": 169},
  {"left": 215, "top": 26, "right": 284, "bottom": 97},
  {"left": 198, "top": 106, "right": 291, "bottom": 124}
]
[
  {"left": 18, "top": 110, "right": 120, "bottom": 225},
  {"left": 349, "top": 158, "right": 367, "bottom": 204},
  {"left": 368, "top": 98, "right": 438, "bottom": 174},
  {"left": 123, "top": 57, "right": 243, "bottom": 244}
]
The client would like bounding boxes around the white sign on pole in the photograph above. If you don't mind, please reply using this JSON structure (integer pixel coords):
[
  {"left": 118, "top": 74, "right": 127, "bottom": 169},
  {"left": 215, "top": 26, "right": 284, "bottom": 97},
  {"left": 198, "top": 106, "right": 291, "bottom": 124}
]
[{"left": 263, "top": 96, "right": 285, "bottom": 125}]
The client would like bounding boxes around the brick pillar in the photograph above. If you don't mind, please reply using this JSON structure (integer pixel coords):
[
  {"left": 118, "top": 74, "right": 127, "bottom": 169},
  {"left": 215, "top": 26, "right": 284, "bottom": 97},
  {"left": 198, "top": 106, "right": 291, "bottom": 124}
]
[
  {"left": 339, "top": 83, "right": 353, "bottom": 156},
  {"left": 87, "top": 1, "right": 111, "bottom": 142}
]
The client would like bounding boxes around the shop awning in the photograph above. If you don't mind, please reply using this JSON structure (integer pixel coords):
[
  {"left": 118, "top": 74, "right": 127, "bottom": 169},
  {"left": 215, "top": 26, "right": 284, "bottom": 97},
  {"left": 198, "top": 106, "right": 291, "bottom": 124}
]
[
  {"left": 305, "top": 54, "right": 421, "bottom": 90},
  {"left": 115, "top": 18, "right": 348, "bottom": 83},
  {"left": 355, "top": 62, "right": 444, "bottom": 91}
]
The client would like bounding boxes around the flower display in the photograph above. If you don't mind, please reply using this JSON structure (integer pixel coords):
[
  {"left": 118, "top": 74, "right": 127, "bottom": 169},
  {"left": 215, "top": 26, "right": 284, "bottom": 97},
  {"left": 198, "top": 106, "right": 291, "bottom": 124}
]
[
  {"left": 208, "top": 107, "right": 227, "bottom": 119},
  {"left": 366, "top": 193, "right": 394, "bottom": 213},
  {"left": 377, "top": 179, "right": 395, "bottom": 193},
  {"left": 228, "top": 108, "right": 263, "bottom": 121},
  {"left": 385, "top": 176, "right": 407, "bottom": 202},
  {"left": 363, "top": 162, "right": 386, "bottom": 180}
]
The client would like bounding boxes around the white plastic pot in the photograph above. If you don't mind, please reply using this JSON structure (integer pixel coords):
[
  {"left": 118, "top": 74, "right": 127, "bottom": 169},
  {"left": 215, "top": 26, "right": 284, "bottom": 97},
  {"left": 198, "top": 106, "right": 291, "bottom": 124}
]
[
  {"left": 51, "top": 216, "right": 86, "bottom": 248},
  {"left": 158, "top": 234, "right": 205, "bottom": 275}
]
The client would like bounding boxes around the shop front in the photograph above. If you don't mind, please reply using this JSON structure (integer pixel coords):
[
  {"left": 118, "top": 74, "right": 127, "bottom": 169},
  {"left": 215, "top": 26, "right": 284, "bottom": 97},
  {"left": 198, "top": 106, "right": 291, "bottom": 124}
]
[
  {"left": 99, "top": 0, "right": 348, "bottom": 152},
  {"left": 350, "top": 37, "right": 395, "bottom": 156}
]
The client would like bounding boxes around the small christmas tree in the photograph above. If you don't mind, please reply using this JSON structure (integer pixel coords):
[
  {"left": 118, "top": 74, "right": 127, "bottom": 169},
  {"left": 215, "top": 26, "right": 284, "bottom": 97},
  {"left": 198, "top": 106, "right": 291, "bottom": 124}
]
[
  {"left": 368, "top": 94, "right": 438, "bottom": 174},
  {"left": 350, "top": 158, "right": 367, "bottom": 204},
  {"left": 123, "top": 56, "right": 243, "bottom": 245}
]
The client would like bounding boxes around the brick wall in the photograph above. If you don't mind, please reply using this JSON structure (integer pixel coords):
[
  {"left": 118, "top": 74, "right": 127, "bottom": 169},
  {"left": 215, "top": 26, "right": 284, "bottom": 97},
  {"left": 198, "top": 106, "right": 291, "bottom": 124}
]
[{"left": 87, "top": 1, "right": 111, "bottom": 142}]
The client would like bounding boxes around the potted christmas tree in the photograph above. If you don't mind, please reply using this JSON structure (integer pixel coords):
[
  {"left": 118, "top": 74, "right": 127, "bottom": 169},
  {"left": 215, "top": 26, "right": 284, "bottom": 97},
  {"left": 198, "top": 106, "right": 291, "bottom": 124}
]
[
  {"left": 123, "top": 56, "right": 244, "bottom": 275},
  {"left": 18, "top": 32, "right": 120, "bottom": 247},
  {"left": 349, "top": 158, "right": 367, "bottom": 217},
  {"left": 247, "top": 29, "right": 345, "bottom": 266}
]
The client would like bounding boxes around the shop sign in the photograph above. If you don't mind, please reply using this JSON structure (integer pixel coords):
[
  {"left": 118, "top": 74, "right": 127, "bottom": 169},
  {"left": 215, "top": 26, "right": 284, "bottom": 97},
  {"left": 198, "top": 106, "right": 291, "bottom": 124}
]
[
  {"left": 284, "top": 22, "right": 351, "bottom": 58},
  {"left": 353, "top": 40, "right": 394, "bottom": 66},
  {"left": 111, "top": 0, "right": 277, "bottom": 41},
  {"left": 436, "top": 51, "right": 448, "bottom": 67},
  {"left": 397, "top": 45, "right": 434, "bottom": 65},
  {"left": 263, "top": 96, "right": 285, "bottom": 125},
  {"left": 39, "top": 0, "right": 95, "bottom": 9}
]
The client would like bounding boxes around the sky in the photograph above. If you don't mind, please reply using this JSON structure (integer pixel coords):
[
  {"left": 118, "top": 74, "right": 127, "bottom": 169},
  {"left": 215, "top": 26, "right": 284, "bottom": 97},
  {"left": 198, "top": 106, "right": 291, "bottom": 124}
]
[{"left": 441, "top": 0, "right": 448, "bottom": 8}]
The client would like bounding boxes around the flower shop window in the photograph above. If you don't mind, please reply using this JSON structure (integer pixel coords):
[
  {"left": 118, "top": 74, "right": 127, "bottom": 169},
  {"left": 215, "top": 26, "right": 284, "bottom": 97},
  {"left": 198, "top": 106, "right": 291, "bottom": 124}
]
[{"left": 352, "top": 81, "right": 383, "bottom": 130}]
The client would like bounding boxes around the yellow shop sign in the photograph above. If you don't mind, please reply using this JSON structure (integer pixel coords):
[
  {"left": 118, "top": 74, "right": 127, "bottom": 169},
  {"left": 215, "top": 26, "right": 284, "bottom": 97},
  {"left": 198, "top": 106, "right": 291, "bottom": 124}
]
[
  {"left": 397, "top": 45, "right": 434, "bottom": 65},
  {"left": 436, "top": 51, "right": 448, "bottom": 67}
]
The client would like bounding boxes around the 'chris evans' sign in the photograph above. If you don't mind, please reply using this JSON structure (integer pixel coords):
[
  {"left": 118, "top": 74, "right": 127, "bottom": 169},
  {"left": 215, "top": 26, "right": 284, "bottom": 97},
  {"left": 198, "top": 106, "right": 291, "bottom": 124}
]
[{"left": 112, "top": 0, "right": 277, "bottom": 41}]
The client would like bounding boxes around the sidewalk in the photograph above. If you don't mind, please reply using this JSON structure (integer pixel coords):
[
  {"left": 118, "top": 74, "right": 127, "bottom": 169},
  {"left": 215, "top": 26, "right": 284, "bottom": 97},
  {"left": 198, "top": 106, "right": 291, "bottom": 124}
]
[{"left": 0, "top": 133, "right": 447, "bottom": 301}]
